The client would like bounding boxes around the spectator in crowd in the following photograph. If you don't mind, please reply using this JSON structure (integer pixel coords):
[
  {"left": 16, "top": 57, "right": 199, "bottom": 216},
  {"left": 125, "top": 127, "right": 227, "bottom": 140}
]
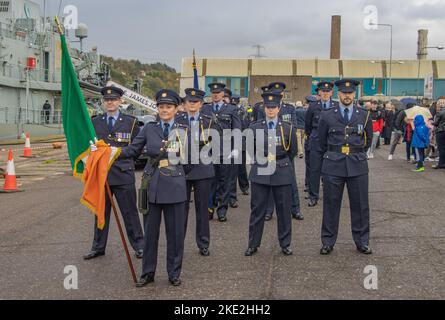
[
  {"left": 367, "top": 100, "right": 384, "bottom": 159},
  {"left": 382, "top": 102, "right": 395, "bottom": 145},
  {"left": 403, "top": 103, "right": 417, "bottom": 162},
  {"left": 432, "top": 97, "right": 445, "bottom": 169},
  {"left": 425, "top": 101, "right": 438, "bottom": 161},
  {"left": 411, "top": 115, "right": 430, "bottom": 172}
]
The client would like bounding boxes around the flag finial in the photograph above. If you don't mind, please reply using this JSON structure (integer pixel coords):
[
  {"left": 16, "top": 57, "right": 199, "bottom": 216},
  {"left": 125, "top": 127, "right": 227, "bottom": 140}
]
[{"left": 54, "top": 16, "right": 65, "bottom": 35}]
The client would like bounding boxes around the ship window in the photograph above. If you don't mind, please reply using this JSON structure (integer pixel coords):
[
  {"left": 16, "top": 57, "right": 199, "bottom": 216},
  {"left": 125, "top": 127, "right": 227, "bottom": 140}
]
[{"left": 0, "top": 1, "right": 10, "bottom": 12}]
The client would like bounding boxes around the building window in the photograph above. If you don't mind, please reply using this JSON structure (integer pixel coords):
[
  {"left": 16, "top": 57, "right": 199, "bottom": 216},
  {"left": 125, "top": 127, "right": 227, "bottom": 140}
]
[
  {"left": 0, "top": 1, "right": 10, "bottom": 12},
  {"left": 240, "top": 78, "right": 246, "bottom": 97}
]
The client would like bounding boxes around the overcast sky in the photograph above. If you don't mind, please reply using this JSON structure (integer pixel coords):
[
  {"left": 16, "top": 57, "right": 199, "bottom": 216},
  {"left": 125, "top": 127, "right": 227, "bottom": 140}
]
[{"left": 39, "top": 0, "right": 445, "bottom": 70}]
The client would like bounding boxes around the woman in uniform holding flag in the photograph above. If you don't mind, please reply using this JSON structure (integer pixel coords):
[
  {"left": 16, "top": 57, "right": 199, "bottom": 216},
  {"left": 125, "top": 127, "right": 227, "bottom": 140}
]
[{"left": 119, "top": 89, "right": 190, "bottom": 287}]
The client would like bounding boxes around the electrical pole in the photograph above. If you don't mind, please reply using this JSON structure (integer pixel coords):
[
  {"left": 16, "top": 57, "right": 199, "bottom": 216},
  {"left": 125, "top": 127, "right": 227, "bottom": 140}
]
[{"left": 251, "top": 45, "right": 265, "bottom": 58}]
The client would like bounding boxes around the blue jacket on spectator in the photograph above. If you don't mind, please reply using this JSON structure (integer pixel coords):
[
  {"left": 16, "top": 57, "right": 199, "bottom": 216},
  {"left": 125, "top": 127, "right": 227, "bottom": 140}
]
[{"left": 411, "top": 115, "right": 430, "bottom": 149}]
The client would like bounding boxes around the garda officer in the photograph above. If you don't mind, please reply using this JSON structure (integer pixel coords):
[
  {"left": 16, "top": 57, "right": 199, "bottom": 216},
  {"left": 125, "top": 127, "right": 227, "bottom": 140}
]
[
  {"left": 245, "top": 91, "right": 298, "bottom": 256},
  {"left": 304, "top": 95, "right": 318, "bottom": 192},
  {"left": 120, "top": 89, "right": 189, "bottom": 287},
  {"left": 83, "top": 86, "right": 144, "bottom": 260},
  {"left": 228, "top": 95, "right": 250, "bottom": 208},
  {"left": 223, "top": 88, "right": 241, "bottom": 208},
  {"left": 176, "top": 88, "right": 215, "bottom": 257},
  {"left": 231, "top": 95, "right": 250, "bottom": 196},
  {"left": 318, "top": 79, "right": 373, "bottom": 255},
  {"left": 202, "top": 83, "right": 241, "bottom": 222},
  {"left": 260, "top": 82, "right": 303, "bottom": 221},
  {"left": 251, "top": 85, "right": 270, "bottom": 122},
  {"left": 223, "top": 88, "right": 232, "bottom": 105},
  {"left": 305, "top": 81, "right": 339, "bottom": 207}
]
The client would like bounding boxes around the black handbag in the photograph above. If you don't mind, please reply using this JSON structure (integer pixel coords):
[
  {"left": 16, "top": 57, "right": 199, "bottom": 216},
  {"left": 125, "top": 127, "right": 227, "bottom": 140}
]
[
  {"left": 137, "top": 142, "right": 168, "bottom": 215},
  {"left": 138, "top": 172, "right": 151, "bottom": 215}
]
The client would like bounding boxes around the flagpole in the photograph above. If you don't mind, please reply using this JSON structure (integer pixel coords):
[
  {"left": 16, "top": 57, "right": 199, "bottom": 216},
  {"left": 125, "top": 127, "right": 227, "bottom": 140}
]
[
  {"left": 55, "top": 17, "right": 138, "bottom": 285},
  {"left": 105, "top": 183, "right": 138, "bottom": 284}
]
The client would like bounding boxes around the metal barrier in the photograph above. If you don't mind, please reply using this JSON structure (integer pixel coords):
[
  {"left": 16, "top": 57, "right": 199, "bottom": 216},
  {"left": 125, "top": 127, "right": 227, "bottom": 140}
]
[{"left": 0, "top": 106, "right": 62, "bottom": 125}]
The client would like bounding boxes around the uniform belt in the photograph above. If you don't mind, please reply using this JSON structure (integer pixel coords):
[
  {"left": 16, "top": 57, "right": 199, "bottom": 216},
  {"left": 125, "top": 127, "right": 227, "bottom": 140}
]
[
  {"left": 265, "top": 154, "right": 288, "bottom": 160},
  {"left": 157, "top": 159, "right": 179, "bottom": 168},
  {"left": 328, "top": 145, "right": 364, "bottom": 154}
]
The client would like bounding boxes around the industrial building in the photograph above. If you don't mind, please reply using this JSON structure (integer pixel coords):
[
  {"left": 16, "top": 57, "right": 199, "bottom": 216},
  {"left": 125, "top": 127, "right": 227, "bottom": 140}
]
[
  {"left": 180, "top": 16, "right": 444, "bottom": 103},
  {"left": 180, "top": 57, "right": 445, "bottom": 103}
]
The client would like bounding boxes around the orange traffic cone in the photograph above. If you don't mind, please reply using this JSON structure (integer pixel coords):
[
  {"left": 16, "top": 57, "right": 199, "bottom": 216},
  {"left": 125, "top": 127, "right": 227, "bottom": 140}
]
[
  {"left": 23, "top": 132, "right": 32, "bottom": 157},
  {"left": 3, "top": 150, "right": 18, "bottom": 191}
]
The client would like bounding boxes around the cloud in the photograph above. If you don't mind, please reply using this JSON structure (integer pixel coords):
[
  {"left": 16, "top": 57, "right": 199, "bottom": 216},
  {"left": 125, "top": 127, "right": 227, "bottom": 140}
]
[{"left": 39, "top": 0, "right": 445, "bottom": 69}]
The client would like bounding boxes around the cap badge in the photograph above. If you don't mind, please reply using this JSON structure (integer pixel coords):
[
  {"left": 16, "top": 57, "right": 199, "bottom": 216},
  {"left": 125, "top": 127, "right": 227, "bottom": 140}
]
[
  {"left": 162, "top": 93, "right": 167, "bottom": 98},
  {"left": 325, "top": 84, "right": 329, "bottom": 87},
  {"left": 346, "top": 82, "right": 350, "bottom": 87},
  {"left": 268, "top": 96, "right": 273, "bottom": 101},
  {"left": 107, "top": 89, "right": 112, "bottom": 94},
  {"left": 275, "top": 84, "right": 280, "bottom": 88},
  {"left": 214, "top": 85, "right": 217, "bottom": 89},
  {"left": 191, "top": 91, "right": 196, "bottom": 96}
]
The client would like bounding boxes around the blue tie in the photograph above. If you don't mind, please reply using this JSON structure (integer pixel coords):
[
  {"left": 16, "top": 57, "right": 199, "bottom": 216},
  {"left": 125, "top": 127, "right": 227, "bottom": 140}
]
[
  {"left": 268, "top": 121, "right": 274, "bottom": 130},
  {"left": 108, "top": 117, "right": 114, "bottom": 132},
  {"left": 163, "top": 123, "right": 170, "bottom": 139},
  {"left": 343, "top": 108, "right": 350, "bottom": 123},
  {"left": 190, "top": 117, "right": 195, "bottom": 125},
  {"left": 215, "top": 104, "right": 220, "bottom": 112},
  {"left": 323, "top": 103, "right": 327, "bottom": 110}
]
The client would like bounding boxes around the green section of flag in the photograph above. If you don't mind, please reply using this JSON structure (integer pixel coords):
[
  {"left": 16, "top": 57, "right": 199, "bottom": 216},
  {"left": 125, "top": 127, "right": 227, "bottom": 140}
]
[{"left": 60, "top": 34, "right": 96, "bottom": 177}]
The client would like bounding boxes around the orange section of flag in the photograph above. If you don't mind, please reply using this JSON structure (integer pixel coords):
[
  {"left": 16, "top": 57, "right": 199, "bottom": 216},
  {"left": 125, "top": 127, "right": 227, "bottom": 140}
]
[{"left": 80, "top": 140, "right": 121, "bottom": 230}]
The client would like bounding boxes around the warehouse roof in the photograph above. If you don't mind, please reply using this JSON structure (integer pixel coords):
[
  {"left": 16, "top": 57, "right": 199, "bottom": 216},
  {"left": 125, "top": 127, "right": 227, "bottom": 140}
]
[{"left": 181, "top": 57, "right": 445, "bottom": 79}]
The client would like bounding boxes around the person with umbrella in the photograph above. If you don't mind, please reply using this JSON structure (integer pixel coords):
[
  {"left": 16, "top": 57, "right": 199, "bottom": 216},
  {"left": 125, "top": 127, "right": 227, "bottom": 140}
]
[{"left": 388, "top": 99, "right": 407, "bottom": 161}]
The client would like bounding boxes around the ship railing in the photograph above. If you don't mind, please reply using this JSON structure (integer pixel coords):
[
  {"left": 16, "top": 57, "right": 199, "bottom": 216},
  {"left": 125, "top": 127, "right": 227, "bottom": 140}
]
[
  {"left": 0, "top": 21, "right": 51, "bottom": 47},
  {"left": 0, "top": 106, "right": 62, "bottom": 125},
  {"left": 0, "top": 62, "right": 59, "bottom": 83}
]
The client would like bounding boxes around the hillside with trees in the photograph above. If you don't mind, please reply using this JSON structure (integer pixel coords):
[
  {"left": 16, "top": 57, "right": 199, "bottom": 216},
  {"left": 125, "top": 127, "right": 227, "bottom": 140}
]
[{"left": 101, "top": 55, "right": 180, "bottom": 98}]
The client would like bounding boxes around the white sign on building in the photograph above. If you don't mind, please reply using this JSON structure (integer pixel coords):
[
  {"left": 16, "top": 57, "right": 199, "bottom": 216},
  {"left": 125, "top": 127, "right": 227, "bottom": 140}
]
[{"left": 424, "top": 74, "right": 434, "bottom": 99}]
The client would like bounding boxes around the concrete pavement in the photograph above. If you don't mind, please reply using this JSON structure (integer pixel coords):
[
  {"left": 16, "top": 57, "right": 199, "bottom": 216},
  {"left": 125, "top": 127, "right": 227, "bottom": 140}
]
[{"left": 0, "top": 144, "right": 444, "bottom": 299}]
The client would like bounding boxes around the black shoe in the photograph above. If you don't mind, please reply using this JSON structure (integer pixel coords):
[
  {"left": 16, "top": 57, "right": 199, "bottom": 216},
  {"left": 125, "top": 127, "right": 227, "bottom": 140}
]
[
  {"left": 244, "top": 247, "right": 258, "bottom": 256},
  {"left": 218, "top": 216, "right": 227, "bottom": 222},
  {"left": 320, "top": 245, "right": 333, "bottom": 255},
  {"left": 432, "top": 165, "right": 445, "bottom": 169},
  {"left": 83, "top": 250, "right": 105, "bottom": 260},
  {"left": 281, "top": 247, "right": 293, "bottom": 255},
  {"left": 169, "top": 278, "right": 181, "bottom": 286},
  {"left": 241, "top": 189, "right": 249, "bottom": 195},
  {"left": 265, "top": 213, "right": 272, "bottom": 221},
  {"left": 229, "top": 200, "right": 239, "bottom": 208},
  {"left": 135, "top": 250, "right": 143, "bottom": 259},
  {"left": 308, "top": 198, "right": 318, "bottom": 207},
  {"left": 199, "top": 247, "right": 210, "bottom": 256},
  {"left": 292, "top": 212, "right": 304, "bottom": 220},
  {"left": 357, "top": 245, "right": 373, "bottom": 254},
  {"left": 136, "top": 274, "right": 154, "bottom": 287}
]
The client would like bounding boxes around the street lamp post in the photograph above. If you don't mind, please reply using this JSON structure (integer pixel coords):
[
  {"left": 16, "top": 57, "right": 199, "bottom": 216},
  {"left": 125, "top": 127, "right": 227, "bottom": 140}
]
[
  {"left": 370, "top": 23, "right": 393, "bottom": 101},
  {"left": 416, "top": 46, "right": 444, "bottom": 100}
]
